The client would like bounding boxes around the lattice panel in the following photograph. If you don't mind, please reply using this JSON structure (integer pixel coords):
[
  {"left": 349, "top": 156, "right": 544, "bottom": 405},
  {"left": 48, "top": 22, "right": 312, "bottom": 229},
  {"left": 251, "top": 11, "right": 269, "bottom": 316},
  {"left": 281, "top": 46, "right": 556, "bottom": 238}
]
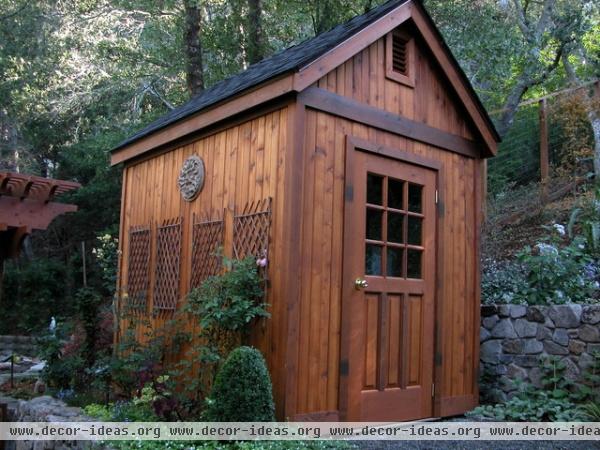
[
  {"left": 233, "top": 198, "right": 272, "bottom": 260},
  {"left": 153, "top": 217, "right": 182, "bottom": 314},
  {"left": 191, "top": 213, "right": 224, "bottom": 288},
  {"left": 126, "top": 225, "right": 151, "bottom": 312}
]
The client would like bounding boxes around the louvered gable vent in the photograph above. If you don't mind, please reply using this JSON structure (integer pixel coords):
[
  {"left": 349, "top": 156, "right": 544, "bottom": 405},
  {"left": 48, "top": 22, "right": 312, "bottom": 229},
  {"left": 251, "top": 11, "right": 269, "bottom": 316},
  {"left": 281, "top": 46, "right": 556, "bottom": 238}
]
[{"left": 392, "top": 33, "right": 408, "bottom": 75}]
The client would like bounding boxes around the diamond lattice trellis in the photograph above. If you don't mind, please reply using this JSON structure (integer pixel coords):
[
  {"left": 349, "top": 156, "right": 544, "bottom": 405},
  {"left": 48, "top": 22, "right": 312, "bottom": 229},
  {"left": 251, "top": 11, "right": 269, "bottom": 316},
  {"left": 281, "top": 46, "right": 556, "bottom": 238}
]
[
  {"left": 191, "top": 212, "right": 224, "bottom": 289},
  {"left": 153, "top": 217, "right": 182, "bottom": 315},
  {"left": 126, "top": 225, "right": 151, "bottom": 312},
  {"left": 233, "top": 198, "right": 272, "bottom": 260}
]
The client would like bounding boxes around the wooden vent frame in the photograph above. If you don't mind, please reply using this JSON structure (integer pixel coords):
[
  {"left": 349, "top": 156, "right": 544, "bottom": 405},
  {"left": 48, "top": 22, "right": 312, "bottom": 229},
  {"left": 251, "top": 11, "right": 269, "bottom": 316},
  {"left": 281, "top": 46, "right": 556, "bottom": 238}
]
[
  {"left": 190, "top": 212, "right": 225, "bottom": 289},
  {"left": 126, "top": 225, "right": 151, "bottom": 313},
  {"left": 233, "top": 198, "right": 272, "bottom": 260},
  {"left": 153, "top": 217, "right": 182, "bottom": 315},
  {"left": 386, "top": 29, "right": 415, "bottom": 87}
]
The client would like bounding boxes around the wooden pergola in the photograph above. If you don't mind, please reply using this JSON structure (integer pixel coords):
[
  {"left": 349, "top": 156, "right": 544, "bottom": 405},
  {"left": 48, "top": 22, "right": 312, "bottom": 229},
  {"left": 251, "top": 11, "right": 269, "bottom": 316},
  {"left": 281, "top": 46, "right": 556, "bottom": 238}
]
[{"left": 0, "top": 172, "right": 80, "bottom": 262}]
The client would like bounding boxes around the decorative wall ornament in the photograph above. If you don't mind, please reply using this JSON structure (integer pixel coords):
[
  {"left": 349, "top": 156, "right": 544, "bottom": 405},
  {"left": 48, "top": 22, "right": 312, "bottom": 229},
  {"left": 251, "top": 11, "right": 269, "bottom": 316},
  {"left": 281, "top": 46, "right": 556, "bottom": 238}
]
[{"left": 177, "top": 155, "right": 205, "bottom": 201}]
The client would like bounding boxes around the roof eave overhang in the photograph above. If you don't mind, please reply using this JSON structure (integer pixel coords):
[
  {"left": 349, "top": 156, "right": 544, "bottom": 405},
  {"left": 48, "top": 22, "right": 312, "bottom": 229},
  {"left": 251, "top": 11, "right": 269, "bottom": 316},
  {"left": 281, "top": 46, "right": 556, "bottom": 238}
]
[{"left": 110, "top": 74, "right": 296, "bottom": 166}]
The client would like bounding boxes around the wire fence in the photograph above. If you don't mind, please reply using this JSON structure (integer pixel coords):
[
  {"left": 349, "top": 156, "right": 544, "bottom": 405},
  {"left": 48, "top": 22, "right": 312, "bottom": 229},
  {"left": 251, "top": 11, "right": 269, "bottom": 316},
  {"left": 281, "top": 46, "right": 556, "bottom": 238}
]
[{"left": 488, "top": 80, "right": 599, "bottom": 197}]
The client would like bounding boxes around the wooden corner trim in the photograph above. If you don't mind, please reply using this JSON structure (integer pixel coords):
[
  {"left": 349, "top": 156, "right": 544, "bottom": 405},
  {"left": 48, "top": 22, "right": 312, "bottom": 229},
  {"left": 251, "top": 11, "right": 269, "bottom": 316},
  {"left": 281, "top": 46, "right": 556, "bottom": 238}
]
[{"left": 300, "top": 87, "right": 480, "bottom": 158}]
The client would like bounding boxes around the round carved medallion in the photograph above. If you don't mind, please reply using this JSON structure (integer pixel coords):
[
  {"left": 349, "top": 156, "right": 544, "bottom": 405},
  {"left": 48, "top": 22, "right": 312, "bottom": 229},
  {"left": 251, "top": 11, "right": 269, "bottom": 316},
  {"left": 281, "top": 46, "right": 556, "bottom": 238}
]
[{"left": 177, "top": 155, "right": 205, "bottom": 201}]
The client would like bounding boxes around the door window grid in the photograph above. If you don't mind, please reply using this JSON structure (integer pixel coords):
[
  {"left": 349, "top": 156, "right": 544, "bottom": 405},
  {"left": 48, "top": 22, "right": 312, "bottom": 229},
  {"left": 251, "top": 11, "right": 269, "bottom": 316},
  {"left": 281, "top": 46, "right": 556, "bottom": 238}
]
[{"left": 365, "top": 173, "right": 423, "bottom": 279}]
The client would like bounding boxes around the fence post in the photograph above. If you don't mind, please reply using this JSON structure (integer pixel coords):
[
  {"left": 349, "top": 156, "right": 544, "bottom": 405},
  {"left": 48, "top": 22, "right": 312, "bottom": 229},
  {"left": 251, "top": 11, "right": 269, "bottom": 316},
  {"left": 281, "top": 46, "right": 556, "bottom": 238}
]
[{"left": 539, "top": 98, "right": 549, "bottom": 203}]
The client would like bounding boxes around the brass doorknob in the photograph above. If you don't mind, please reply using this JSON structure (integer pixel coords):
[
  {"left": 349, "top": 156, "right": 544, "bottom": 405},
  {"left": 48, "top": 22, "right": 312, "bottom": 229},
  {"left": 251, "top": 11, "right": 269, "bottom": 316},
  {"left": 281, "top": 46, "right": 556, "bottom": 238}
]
[{"left": 355, "top": 277, "right": 369, "bottom": 290}]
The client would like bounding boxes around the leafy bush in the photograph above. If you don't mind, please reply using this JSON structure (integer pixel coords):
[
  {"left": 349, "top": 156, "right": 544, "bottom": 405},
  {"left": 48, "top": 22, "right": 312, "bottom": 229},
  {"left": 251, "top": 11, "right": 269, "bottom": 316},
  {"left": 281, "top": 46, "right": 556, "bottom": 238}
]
[
  {"left": 203, "top": 346, "right": 275, "bottom": 422},
  {"left": 185, "top": 256, "right": 269, "bottom": 398},
  {"left": 481, "top": 258, "right": 528, "bottom": 304},
  {"left": 38, "top": 324, "right": 85, "bottom": 390},
  {"left": 512, "top": 236, "right": 599, "bottom": 304},
  {"left": 470, "top": 355, "right": 599, "bottom": 421},
  {"left": 482, "top": 233, "right": 599, "bottom": 305},
  {"left": 1, "top": 258, "right": 73, "bottom": 334}
]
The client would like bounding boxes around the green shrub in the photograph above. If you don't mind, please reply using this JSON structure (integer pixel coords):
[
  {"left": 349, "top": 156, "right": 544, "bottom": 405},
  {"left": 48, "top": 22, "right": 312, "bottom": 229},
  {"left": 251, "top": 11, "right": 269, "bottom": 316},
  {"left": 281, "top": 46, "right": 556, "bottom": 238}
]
[
  {"left": 203, "top": 346, "right": 275, "bottom": 422},
  {"left": 514, "top": 236, "right": 598, "bottom": 305},
  {"left": 470, "top": 355, "right": 600, "bottom": 421}
]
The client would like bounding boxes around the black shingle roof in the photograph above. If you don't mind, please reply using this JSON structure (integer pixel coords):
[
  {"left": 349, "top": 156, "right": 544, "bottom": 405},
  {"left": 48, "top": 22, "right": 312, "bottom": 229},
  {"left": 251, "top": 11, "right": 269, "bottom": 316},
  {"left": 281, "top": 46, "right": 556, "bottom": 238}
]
[{"left": 113, "top": 0, "right": 499, "bottom": 153}]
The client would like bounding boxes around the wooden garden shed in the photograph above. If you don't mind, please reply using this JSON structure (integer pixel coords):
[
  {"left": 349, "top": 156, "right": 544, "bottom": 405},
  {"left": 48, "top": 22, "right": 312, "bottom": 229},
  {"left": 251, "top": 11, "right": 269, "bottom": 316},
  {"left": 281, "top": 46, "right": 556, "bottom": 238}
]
[{"left": 111, "top": 0, "right": 500, "bottom": 422}]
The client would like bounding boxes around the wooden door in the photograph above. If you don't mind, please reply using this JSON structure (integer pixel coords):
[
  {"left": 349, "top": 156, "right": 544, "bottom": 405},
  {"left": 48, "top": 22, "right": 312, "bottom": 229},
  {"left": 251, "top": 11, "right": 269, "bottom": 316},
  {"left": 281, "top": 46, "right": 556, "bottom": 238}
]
[{"left": 340, "top": 146, "right": 437, "bottom": 421}]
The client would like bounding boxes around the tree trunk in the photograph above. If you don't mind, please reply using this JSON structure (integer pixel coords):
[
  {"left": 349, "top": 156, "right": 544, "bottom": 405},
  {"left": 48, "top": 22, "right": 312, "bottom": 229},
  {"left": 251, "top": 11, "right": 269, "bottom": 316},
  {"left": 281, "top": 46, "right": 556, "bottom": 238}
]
[
  {"left": 183, "top": 0, "right": 205, "bottom": 97},
  {"left": 246, "top": 0, "right": 264, "bottom": 65},
  {"left": 497, "top": 81, "right": 530, "bottom": 137}
]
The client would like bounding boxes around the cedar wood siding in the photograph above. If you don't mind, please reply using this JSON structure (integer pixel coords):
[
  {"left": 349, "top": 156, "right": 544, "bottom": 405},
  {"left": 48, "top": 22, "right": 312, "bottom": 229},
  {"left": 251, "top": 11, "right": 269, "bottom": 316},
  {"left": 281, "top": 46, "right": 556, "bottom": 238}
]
[
  {"left": 290, "top": 30, "right": 484, "bottom": 418},
  {"left": 117, "top": 107, "right": 291, "bottom": 416}
]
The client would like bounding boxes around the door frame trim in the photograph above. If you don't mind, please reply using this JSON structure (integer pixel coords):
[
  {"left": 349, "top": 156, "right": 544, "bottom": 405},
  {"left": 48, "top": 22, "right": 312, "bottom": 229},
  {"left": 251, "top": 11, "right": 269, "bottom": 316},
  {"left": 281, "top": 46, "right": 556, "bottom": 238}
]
[{"left": 339, "top": 135, "right": 444, "bottom": 420}]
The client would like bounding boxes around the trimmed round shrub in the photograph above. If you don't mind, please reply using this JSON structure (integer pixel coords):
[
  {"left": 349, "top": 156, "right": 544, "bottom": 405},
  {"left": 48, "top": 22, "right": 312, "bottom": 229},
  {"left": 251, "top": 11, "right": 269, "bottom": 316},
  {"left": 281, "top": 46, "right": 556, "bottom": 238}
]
[{"left": 203, "top": 346, "right": 275, "bottom": 421}]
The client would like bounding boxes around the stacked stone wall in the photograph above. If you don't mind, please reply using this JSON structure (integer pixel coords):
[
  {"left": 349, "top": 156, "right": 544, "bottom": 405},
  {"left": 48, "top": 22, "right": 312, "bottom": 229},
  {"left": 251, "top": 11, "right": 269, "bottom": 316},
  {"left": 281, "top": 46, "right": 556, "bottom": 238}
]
[{"left": 480, "top": 304, "right": 600, "bottom": 400}]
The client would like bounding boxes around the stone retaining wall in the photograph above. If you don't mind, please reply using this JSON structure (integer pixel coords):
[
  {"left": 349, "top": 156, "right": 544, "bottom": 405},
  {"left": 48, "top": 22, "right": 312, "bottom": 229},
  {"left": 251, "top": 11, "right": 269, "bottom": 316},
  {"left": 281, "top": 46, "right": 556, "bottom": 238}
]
[
  {"left": 480, "top": 304, "right": 600, "bottom": 401},
  {"left": 0, "top": 395, "right": 97, "bottom": 450}
]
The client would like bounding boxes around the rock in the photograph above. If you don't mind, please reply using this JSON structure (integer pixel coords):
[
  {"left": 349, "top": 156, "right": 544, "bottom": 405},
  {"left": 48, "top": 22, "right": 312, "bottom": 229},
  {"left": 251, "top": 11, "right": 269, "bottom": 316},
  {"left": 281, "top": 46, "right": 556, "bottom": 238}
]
[
  {"left": 548, "top": 305, "right": 582, "bottom": 328},
  {"left": 568, "top": 329, "right": 579, "bottom": 338},
  {"left": 491, "top": 319, "right": 517, "bottom": 338},
  {"left": 506, "top": 363, "right": 528, "bottom": 380},
  {"left": 544, "top": 316, "right": 556, "bottom": 329},
  {"left": 544, "top": 340, "right": 569, "bottom": 355},
  {"left": 499, "top": 354, "right": 515, "bottom": 364},
  {"left": 28, "top": 362, "right": 45, "bottom": 372},
  {"left": 499, "top": 375, "right": 519, "bottom": 392},
  {"left": 523, "top": 339, "right": 544, "bottom": 354},
  {"left": 561, "top": 357, "right": 580, "bottom": 380},
  {"left": 498, "top": 305, "right": 511, "bottom": 318},
  {"left": 529, "top": 367, "right": 543, "bottom": 388},
  {"left": 481, "top": 305, "right": 498, "bottom": 317},
  {"left": 514, "top": 319, "right": 537, "bottom": 337},
  {"left": 569, "top": 340, "right": 586, "bottom": 355},
  {"left": 579, "top": 352, "right": 596, "bottom": 371},
  {"left": 510, "top": 305, "right": 527, "bottom": 318},
  {"left": 480, "top": 327, "right": 491, "bottom": 342},
  {"left": 536, "top": 325, "right": 552, "bottom": 340},
  {"left": 502, "top": 339, "right": 524, "bottom": 354},
  {"left": 579, "top": 324, "right": 600, "bottom": 342},
  {"left": 527, "top": 306, "right": 546, "bottom": 323},
  {"left": 481, "top": 340, "right": 502, "bottom": 364},
  {"left": 33, "top": 379, "right": 46, "bottom": 395},
  {"left": 552, "top": 329, "right": 569, "bottom": 346},
  {"left": 495, "top": 364, "right": 508, "bottom": 375},
  {"left": 587, "top": 343, "right": 600, "bottom": 354},
  {"left": 482, "top": 315, "right": 499, "bottom": 330},
  {"left": 582, "top": 305, "right": 600, "bottom": 325}
]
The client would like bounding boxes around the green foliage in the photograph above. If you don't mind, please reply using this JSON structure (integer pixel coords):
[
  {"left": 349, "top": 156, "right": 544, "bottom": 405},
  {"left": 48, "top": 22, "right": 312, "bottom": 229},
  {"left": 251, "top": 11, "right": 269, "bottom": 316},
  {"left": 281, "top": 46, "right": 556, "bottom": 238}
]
[
  {"left": 0, "top": 259, "right": 73, "bottom": 334},
  {"left": 472, "top": 354, "right": 600, "bottom": 422},
  {"left": 482, "top": 228, "right": 599, "bottom": 305},
  {"left": 84, "top": 400, "right": 158, "bottom": 422},
  {"left": 513, "top": 235, "right": 598, "bottom": 305},
  {"left": 187, "top": 256, "right": 268, "bottom": 333},
  {"left": 481, "top": 258, "right": 528, "bottom": 305},
  {"left": 203, "top": 346, "right": 275, "bottom": 422},
  {"left": 106, "top": 441, "right": 351, "bottom": 450},
  {"left": 469, "top": 356, "right": 584, "bottom": 421},
  {"left": 184, "top": 255, "right": 269, "bottom": 399},
  {"left": 37, "top": 326, "right": 85, "bottom": 390}
]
